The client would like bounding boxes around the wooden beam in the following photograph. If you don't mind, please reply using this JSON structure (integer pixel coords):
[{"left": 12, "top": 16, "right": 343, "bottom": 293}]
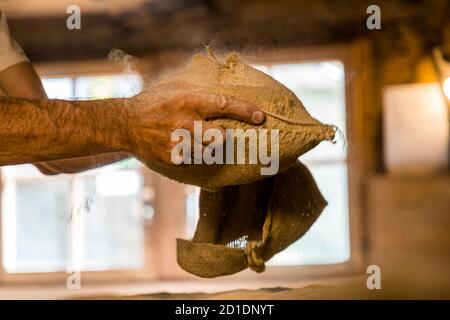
[{"left": 6, "top": 0, "right": 447, "bottom": 63}]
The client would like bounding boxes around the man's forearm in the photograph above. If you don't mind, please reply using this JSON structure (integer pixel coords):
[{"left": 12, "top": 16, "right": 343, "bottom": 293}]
[
  {"left": 0, "top": 96, "right": 130, "bottom": 166},
  {"left": 0, "top": 61, "right": 131, "bottom": 173}
]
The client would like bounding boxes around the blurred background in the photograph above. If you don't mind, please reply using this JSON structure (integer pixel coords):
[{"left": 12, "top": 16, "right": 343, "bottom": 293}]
[{"left": 0, "top": 0, "right": 449, "bottom": 299}]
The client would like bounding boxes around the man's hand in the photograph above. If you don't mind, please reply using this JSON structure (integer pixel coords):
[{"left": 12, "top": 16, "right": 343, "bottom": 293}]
[{"left": 126, "top": 81, "right": 266, "bottom": 166}]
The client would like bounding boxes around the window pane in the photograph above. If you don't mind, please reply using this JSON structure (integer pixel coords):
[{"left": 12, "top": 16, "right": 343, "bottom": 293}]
[
  {"left": 75, "top": 74, "right": 142, "bottom": 99},
  {"left": 256, "top": 62, "right": 347, "bottom": 162},
  {"left": 258, "top": 62, "right": 350, "bottom": 265},
  {"left": 185, "top": 187, "right": 200, "bottom": 237},
  {"left": 78, "top": 171, "right": 145, "bottom": 271},
  {"left": 1, "top": 164, "right": 43, "bottom": 179},
  {"left": 41, "top": 77, "right": 73, "bottom": 99},
  {"left": 2, "top": 177, "right": 71, "bottom": 273},
  {"left": 267, "top": 163, "right": 350, "bottom": 266},
  {"left": 1, "top": 164, "right": 146, "bottom": 273}
]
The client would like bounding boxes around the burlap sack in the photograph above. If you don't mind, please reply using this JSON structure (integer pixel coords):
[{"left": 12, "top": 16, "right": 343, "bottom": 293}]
[
  {"left": 148, "top": 51, "right": 336, "bottom": 190},
  {"left": 177, "top": 161, "right": 326, "bottom": 277},
  {"left": 148, "top": 51, "right": 335, "bottom": 277}
]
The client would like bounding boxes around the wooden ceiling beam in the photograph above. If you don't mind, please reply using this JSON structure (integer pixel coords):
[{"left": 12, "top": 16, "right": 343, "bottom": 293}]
[{"left": 6, "top": 0, "right": 450, "bottom": 63}]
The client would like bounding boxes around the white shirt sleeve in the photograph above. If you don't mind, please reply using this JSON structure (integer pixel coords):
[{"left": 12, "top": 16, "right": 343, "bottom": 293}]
[{"left": 0, "top": 10, "right": 29, "bottom": 72}]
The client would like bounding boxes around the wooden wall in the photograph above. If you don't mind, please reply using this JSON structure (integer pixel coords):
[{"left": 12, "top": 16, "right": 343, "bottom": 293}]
[{"left": 367, "top": 176, "right": 450, "bottom": 295}]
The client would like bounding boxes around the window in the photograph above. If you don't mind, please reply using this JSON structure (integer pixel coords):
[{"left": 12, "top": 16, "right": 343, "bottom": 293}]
[
  {"left": 185, "top": 61, "right": 350, "bottom": 266},
  {"left": 1, "top": 74, "right": 147, "bottom": 274}
]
